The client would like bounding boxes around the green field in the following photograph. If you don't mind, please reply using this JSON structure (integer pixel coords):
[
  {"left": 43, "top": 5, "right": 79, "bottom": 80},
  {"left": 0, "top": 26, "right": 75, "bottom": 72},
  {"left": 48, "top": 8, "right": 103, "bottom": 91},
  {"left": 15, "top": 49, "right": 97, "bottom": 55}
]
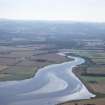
[
  {"left": 70, "top": 49, "right": 105, "bottom": 98},
  {"left": 81, "top": 76, "right": 105, "bottom": 83},
  {"left": 0, "top": 66, "right": 37, "bottom": 81}
]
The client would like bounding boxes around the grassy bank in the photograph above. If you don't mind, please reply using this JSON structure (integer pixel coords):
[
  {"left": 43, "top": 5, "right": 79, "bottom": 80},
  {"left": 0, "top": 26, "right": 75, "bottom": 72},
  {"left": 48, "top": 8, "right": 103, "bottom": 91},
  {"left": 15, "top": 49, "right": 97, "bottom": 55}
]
[{"left": 0, "top": 52, "right": 69, "bottom": 81}]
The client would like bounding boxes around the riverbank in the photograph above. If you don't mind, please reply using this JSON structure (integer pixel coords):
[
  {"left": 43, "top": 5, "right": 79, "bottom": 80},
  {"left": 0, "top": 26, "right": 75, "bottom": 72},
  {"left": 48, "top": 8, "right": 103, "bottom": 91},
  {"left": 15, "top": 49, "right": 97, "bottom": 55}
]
[
  {"left": 58, "top": 98, "right": 105, "bottom": 105},
  {"left": 58, "top": 51, "right": 105, "bottom": 105},
  {"left": 0, "top": 53, "right": 94, "bottom": 105},
  {"left": 0, "top": 52, "right": 69, "bottom": 81}
]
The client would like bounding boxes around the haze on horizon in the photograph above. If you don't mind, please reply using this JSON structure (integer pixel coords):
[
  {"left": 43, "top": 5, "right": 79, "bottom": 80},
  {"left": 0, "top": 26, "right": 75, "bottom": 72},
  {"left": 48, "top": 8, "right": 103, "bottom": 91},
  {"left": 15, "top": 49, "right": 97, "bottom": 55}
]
[{"left": 0, "top": 0, "right": 105, "bottom": 22}]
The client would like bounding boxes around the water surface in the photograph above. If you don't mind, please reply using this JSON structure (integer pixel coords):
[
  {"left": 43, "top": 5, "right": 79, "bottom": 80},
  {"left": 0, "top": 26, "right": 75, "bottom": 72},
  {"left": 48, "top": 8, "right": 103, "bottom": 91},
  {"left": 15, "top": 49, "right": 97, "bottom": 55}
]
[{"left": 0, "top": 54, "right": 95, "bottom": 105}]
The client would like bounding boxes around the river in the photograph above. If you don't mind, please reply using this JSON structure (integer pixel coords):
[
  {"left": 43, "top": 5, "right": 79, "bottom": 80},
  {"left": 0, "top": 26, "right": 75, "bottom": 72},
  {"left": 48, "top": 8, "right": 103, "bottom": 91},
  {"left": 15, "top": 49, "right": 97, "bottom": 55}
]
[{"left": 0, "top": 53, "right": 95, "bottom": 105}]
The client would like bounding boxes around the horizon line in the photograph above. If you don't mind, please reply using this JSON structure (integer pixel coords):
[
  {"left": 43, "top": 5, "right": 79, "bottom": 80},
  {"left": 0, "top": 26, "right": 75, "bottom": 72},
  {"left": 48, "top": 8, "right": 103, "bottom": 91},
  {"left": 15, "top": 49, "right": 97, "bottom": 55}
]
[{"left": 0, "top": 18, "right": 105, "bottom": 24}]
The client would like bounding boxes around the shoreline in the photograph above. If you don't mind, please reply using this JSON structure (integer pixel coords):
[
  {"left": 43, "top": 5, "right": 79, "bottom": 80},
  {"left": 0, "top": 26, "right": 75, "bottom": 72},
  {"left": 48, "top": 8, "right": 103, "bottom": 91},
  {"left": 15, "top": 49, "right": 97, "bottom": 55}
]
[
  {"left": 0, "top": 52, "right": 95, "bottom": 105},
  {"left": 57, "top": 52, "right": 103, "bottom": 105},
  {"left": 0, "top": 52, "right": 69, "bottom": 81},
  {"left": 56, "top": 53, "right": 95, "bottom": 104}
]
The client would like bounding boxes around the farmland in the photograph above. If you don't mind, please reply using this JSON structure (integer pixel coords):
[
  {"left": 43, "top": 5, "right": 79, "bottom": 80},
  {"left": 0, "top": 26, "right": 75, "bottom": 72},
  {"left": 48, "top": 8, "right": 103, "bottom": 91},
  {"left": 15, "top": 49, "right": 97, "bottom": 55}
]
[{"left": 0, "top": 45, "right": 69, "bottom": 81}]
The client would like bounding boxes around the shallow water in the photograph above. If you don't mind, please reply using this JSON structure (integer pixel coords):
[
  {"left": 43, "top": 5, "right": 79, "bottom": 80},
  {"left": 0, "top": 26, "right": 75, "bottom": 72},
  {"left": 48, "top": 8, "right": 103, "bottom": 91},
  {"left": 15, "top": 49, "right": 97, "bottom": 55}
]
[{"left": 0, "top": 54, "right": 95, "bottom": 105}]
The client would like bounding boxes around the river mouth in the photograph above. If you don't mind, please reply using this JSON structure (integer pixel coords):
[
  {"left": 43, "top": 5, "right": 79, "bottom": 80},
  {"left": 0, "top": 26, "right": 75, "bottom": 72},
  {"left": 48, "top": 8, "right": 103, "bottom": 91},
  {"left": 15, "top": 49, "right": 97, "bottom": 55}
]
[{"left": 0, "top": 53, "right": 95, "bottom": 105}]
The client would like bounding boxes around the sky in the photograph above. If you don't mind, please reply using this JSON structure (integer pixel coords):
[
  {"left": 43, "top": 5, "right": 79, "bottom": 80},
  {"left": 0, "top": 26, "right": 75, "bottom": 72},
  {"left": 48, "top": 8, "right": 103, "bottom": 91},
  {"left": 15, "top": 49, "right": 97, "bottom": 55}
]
[{"left": 0, "top": 0, "right": 105, "bottom": 22}]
